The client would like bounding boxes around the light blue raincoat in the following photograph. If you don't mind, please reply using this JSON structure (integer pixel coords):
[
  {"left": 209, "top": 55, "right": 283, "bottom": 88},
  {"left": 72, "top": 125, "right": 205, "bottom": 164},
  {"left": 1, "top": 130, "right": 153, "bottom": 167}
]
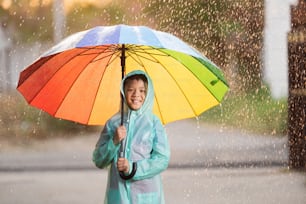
[{"left": 93, "top": 70, "right": 170, "bottom": 204}]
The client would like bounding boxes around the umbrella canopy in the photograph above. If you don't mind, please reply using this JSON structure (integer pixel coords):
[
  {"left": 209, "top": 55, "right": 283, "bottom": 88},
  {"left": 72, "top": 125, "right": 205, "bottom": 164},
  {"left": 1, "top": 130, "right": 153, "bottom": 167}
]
[{"left": 17, "top": 24, "right": 229, "bottom": 125}]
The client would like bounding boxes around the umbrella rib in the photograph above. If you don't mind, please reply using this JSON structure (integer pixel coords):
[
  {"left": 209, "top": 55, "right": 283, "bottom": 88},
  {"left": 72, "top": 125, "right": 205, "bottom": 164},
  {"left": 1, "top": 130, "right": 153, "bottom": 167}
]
[
  {"left": 87, "top": 50, "right": 117, "bottom": 124},
  {"left": 91, "top": 51, "right": 118, "bottom": 63},
  {"left": 128, "top": 45, "right": 227, "bottom": 103},
  {"left": 139, "top": 62, "right": 166, "bottom": 124},
  {"left": 126, "top": 51, "right": 146, "bottom": 66},
  {"left": 56, "top": 46, "right": 119, "bottom": 124},
  {"left": 128, "top": 45, "right": 170, "bottom": 57},
  {"left": 78, "top": 45, "right": 121, "bottom": 69},
  {"left": 144, "top": 47, "right": 226, "bottom": 111},
  {"left": 129, "top": 47, "right": 196, "bottom": 121},
  {"left": 53, "top": 48, "right": 106, "bottom": 121},
  {"left": 123, "top": 46, "right": 165, "bottom": 122},
  {"left": 78, "top": 45, "right": 119, "bottom": 60},
  {"left": 126, "top": 46, "right": 179, "bottom": 122},
  {"left": 126, "top": 46, "right": 170, "bottom": 65},
  {"left": 191, "top": 56, "right": 228, "bottom": 102},
  {"left": 142, "top": 48, "right": 199, "bottom": 117},
  {"left": 75, "top": 45, "right": 122, "bottom": 123},
  {"left": 28, "top": 47, "right": 96, "bottom": 104}
]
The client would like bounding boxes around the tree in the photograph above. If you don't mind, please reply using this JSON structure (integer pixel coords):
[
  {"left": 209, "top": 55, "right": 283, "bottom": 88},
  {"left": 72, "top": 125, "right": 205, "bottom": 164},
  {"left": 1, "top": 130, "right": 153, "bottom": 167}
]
[
  {"left": 143, "top": 0, "right": 264, "bottom": 92},
  {"left": 0, "top": 0, "right": 53, "bottom": 43}
]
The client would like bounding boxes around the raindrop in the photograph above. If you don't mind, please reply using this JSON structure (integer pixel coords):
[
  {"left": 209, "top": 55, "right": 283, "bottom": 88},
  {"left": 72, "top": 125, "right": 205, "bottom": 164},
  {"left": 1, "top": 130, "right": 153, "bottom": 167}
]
[
  {"left": 196, "top": 149, "right": 201, "bottom": 154},
  {"left": 36, "top": 110, "right": 42, "bottom": 126},
  {"left": 32, "top": 127, "right": 36, "bottom": 134},
  {"left": 195, "top": 116, "right": 200, "bottom": 129},
  {"left": 184, "top": 189, "right": 191, "bottom": 199},
  {"left": 219, "top": 103, "right": 224, "bottom": 118}
]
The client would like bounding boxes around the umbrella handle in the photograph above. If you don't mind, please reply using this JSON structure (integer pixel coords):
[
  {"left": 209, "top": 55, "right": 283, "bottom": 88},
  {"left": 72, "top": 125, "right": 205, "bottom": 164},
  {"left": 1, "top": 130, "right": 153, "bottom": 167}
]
[
  {"left": 119, "top": 149, "right": 137, "bottom": 180},
  {"left": 119, "top": 161, "right": 137, "bottom": 180},
  {"left": 119, "top": 141, "right": 137, "bottom": 180}
]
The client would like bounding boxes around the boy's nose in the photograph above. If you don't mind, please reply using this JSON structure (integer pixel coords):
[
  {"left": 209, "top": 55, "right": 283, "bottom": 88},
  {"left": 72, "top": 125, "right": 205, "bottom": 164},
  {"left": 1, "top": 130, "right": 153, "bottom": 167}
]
[{"left": 133, "top": 90, "right": 140, "bottom": 96}]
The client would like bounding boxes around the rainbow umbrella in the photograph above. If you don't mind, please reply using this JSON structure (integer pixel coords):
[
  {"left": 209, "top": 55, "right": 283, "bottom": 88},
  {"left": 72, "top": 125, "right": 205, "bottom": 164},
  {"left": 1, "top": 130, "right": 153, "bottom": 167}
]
[{"left": 17, "top": 24, "right": 229, "bottom": 126}]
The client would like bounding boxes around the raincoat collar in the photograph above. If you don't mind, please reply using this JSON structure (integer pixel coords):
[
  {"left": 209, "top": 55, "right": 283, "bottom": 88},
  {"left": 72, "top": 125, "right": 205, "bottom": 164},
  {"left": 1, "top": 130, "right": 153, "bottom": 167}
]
[{"left": 120, "top": 70, "right": 154, "bottom": 117}]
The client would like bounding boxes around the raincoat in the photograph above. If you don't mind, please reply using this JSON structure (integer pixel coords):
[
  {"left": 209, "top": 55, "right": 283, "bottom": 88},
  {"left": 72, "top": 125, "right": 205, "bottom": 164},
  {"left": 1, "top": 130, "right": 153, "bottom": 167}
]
[{"left": 93, "top": 70, "right": 170, "bottom": 204}]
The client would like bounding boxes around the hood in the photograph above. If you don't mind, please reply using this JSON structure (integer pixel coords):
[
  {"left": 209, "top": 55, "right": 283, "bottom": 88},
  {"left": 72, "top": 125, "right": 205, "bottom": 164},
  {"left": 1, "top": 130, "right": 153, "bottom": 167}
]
[{"left": 120, "top": 70, "right": 154, "bottom": 116}]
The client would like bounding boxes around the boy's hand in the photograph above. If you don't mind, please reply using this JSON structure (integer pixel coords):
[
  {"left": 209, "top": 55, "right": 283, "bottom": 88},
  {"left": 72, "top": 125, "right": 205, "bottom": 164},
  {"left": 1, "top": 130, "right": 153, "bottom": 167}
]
[
  {"left": 113, "top": 125, "right": 126, "bottom": 145},
  {"left": 117, "top": 158, "right": 130, "bottom": 173}
]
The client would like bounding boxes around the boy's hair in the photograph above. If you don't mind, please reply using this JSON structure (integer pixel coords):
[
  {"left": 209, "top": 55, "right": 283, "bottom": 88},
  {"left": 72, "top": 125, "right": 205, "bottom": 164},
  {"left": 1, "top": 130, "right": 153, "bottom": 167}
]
[{"left": 124, "top": 74, "right": 148, "bottom": 90}]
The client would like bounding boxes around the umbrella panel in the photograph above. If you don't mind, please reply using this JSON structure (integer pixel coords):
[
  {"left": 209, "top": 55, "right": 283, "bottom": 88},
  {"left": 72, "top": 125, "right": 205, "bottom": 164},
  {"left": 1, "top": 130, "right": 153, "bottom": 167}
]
[
  {"left": 17, "top": 45, "right": 227, "bottom": 125},
  {"left": 124, "top": 48, "right": 221, "bottom": 124}
]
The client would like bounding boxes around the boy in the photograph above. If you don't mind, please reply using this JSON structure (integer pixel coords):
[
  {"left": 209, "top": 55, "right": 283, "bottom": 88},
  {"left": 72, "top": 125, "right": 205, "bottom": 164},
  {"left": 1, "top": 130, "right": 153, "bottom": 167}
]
[{"left": 93, "top": 70, "right": 170, "bottom": 204}]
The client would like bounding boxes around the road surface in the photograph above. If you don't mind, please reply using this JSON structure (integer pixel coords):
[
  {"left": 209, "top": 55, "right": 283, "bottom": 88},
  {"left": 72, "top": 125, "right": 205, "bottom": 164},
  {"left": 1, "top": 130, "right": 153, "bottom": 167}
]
[{"left": 0, "top": 119, "right": 305, "bottom": 204}]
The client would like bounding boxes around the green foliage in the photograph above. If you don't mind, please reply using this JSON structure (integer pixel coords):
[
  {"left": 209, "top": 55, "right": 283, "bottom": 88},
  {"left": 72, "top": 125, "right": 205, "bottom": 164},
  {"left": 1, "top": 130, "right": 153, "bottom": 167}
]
[
  {"left": 201, "top": 86, "right": 288, "bottom": 136},
  {"left": 65, "top": 3, "right": 126, "bottom": 34},
  {"left": 143, "top": 0, "right": 264, "bottom": 92},
  {"left": 0, "top": 93, "right": 100, "bottom": 142},
  {"left": 1, "top": 1, "right": 53, "bottom": 43}
]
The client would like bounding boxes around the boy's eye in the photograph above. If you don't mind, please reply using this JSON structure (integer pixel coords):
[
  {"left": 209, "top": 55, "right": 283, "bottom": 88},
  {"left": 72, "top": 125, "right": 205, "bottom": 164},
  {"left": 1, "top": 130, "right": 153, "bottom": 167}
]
[{"left": 126, "top": 88, "right": 146, "bottom": 94}]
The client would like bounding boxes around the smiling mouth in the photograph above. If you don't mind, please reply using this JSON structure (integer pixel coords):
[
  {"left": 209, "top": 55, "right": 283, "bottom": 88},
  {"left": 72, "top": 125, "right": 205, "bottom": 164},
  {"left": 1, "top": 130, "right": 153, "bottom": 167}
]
[{"left": 131, "top": 99, "right": 142, "bottom": 104}]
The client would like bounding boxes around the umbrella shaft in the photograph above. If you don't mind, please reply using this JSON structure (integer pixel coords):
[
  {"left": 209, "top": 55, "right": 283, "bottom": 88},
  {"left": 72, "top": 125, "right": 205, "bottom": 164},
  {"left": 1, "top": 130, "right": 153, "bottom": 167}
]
[
  {"left": 120, "top": 44, "right": 126, "bottom": 157},
  {"left": 119, "top": 136, "right": 126, "bottom": 158},
  {"left": 120, "top": 44, "right": 126, "bottom": 126},
  {"left": 121, "top": 44, "right": 126, "bottom": 78}
]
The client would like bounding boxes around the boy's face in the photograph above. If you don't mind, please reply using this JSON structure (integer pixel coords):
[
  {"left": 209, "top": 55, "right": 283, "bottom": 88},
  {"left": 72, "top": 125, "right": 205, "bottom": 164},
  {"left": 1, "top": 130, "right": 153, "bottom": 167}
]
[{"left": 124, "top": 79, "right": 146, "bottom": 110}]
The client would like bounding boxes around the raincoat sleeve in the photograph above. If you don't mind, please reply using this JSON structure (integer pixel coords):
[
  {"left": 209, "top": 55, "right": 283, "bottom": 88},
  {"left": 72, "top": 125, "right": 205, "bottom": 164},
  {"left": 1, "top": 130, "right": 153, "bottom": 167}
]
[
  {"left": 133, "top": 116, "right": 170, "bottom": 180},
  {"left": 92, "top": 121, "right": 120, "bottom": 169}
]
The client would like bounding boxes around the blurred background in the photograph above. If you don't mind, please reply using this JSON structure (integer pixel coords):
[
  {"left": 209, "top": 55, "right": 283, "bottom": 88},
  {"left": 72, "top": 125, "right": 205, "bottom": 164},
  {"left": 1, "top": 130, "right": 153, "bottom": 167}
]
[
  {"left": 1, "top": 2, "right": 305, "bottom": 203},
  {"left": 0, "top": 0, "right": 293, "bottom": 143}
]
